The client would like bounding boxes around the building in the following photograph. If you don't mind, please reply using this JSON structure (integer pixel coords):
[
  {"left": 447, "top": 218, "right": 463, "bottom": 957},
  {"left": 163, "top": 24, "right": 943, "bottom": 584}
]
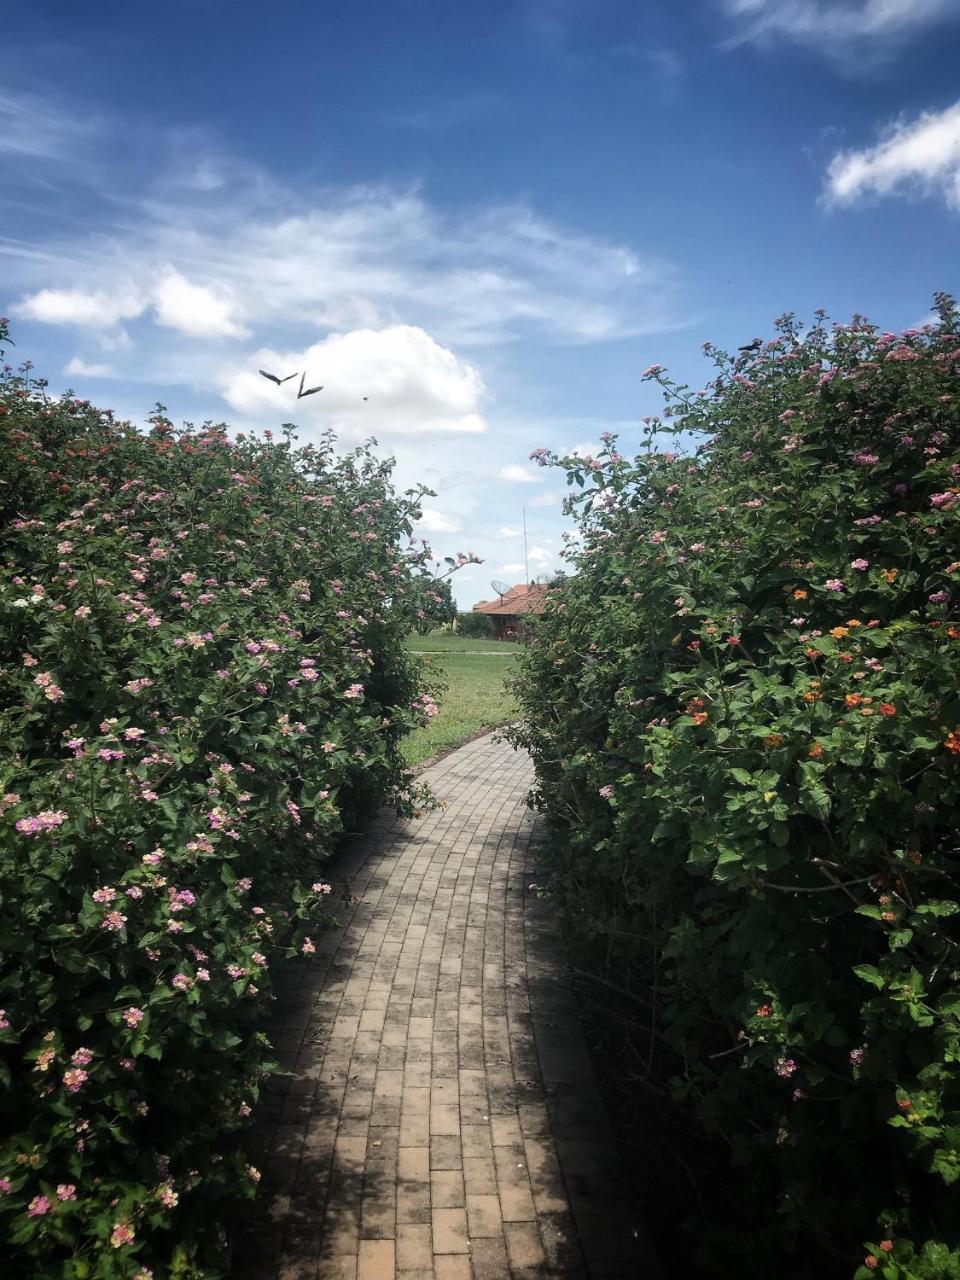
[{"left": 471, "top": 582, "right": 548, "bottom": 640}]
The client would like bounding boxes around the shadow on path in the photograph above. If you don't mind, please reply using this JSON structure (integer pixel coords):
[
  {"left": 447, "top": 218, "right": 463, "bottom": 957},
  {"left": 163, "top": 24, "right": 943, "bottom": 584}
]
[{"left": 233, "top": 733, "right": 657, "bottom": 1278}]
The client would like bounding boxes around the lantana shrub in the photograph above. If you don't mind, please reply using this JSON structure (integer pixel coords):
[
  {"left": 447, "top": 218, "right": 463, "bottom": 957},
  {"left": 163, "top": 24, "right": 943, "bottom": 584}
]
[
  {"left": 0, "top": 321, "right": 472, "bottom": 1278},
  {"left": 511, "top": 296, "right": 960, "bottom": 1278}
]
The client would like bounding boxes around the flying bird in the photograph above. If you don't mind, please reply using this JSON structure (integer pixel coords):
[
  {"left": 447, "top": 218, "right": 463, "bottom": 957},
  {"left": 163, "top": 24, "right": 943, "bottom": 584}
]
[
  {"left": 259, "top": 369, "right": 299, "bottom": 385},
  {"left": 297, "top": 372, "right": 323, "bottom": 399},
  {"left": 738, "top": 339, "right": 762, "bottom": 353}
]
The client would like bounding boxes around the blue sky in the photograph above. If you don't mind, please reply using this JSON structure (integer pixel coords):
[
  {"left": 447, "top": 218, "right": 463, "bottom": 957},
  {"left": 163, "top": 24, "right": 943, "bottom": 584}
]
[{"left": 2, "top": 0, "right": 958, "bottom": 605}]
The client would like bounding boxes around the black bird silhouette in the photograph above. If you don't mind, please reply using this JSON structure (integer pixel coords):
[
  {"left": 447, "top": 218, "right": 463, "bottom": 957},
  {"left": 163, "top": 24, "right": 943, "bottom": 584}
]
[
  {"left": 297, "top": 372, "right": 323, "bottom": 399},
  {"left": 259, "top": 369, "right": 299, "bottom": 385},
  {"left": 738, "top": 339, "right": 762, "bottom": 353}
]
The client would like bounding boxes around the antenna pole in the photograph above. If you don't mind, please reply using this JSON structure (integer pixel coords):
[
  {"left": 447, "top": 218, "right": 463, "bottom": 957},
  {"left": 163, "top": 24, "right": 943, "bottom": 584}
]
[{"left": 523, "top": 506, "right": 529, "bottom": 585}]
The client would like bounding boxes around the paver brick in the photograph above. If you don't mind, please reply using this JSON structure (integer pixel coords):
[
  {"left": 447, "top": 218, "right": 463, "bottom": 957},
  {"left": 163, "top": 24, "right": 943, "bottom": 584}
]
[{"left": 233, "top": 734, "right": 653, "bottom": 1279}]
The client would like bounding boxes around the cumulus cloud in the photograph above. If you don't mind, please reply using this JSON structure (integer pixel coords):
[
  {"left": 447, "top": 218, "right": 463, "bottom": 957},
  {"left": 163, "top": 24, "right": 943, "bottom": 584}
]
[
  {"left": 416, "top": 507, "right": 462, "bottom": 533},
  {"left": 824, "top": 101, "right": 960, "bottom": 210},
  {"left": 17, "top": 285, "right": 145, "bottom": 329},
  {"left": 529, "top": 491, "right": 562, "bottom": 508},
  {"left": 154, "top": 268, "right": 249, "bottom": 339},
  {"left": 722, "top": 0, "right": 958, "bottom": 47},
  {"left": 220, "top": 325, "right": 486, "bottom": 435},
  {"left": 498, "top": 464, "right": 542, "bottom": 484},
  {"left": 497, "top": 524, "right": 523, "bottom": 537},
  {"left": 64, "top": 357, "right": 114, "bottom": 378}
]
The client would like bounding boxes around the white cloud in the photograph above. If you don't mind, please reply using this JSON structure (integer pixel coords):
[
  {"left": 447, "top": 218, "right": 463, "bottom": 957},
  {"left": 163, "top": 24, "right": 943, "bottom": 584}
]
[
  {"left": 528, "top": 544, "right": 551, "bottom": 565},
  {"left": 6, "top": 177, "right": 680, "bottom": 353},
  {"left": 530, "top": 491, "right": 561, "bottom": 508},
  {"left": 64, "top": 357, "right": 114, "bottom": 378},
  {"left": 722, "top": 0, "right": 957, "bottom": 47},
  {"left": 0, "top": 89, "right": 95, "bottom": 160},
  {"left": 496, "top": 525, "right": 523, "bottom": 537},
  {"left": 498, "top": 463, "right": 542, "bottom": 484},
  {"left": 17, "top": 285, "right": 145, "bottom": 329},
  {"left": 416, "top": 507, "right": 462, "bottom": 533},
  {"left": 220, "top": 325, "right": 486, "bottom": 435},
  {"left": 154, "top": 268, "right": 249, "bottom": 339},
  {"left": 825, "top": 101, "right": 960, "bottom": 210},
  {"left": 498, "top": 563, "right": 525, "bottom": 576}
]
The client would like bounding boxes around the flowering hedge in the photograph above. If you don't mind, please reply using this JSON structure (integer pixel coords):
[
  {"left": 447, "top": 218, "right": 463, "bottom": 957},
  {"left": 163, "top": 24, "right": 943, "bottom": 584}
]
[
  {"left": 511, "top": 295, "right": 960, "bottom": 1278},
  {"left": 0, "top": 321, "right": 470, "bottom": 1278}
]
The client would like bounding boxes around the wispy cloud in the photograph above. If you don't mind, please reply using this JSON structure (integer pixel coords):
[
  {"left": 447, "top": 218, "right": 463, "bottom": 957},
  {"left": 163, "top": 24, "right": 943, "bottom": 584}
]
[
  {"left": 721, "top": 0, "right": 958, "bottom": 51},
  {"left": 386, "top": 90, "right": 506, "bottom": 131},
  {"left": 824, "top": 100, "right": 960, "bottom": 210},
  {"left": 8, "top": 183, "right": 679, "bottom": 350},
  {"left": 0, "top": 88, "right": 96, "bottom": 160}
]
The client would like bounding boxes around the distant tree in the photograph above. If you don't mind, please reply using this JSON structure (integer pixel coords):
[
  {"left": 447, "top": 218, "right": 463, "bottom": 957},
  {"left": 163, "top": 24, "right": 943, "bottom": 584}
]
[
  {"left": 417, "top": 576, "right": 457, "bottom": 633},
  {"left": 457, "top": 610, "right": 495, "bottom": 638}
]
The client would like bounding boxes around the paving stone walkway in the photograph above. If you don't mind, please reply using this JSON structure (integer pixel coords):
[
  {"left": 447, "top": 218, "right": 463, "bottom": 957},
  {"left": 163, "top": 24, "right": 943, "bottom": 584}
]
[{"left": 235, "top": 733, "right": 654, "bottom": 1279}]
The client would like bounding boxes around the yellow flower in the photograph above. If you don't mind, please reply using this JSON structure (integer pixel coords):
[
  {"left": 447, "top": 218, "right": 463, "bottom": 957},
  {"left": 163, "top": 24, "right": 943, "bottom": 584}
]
[{"left": 830, "top": 626, "right": 849, "bottom": 639}]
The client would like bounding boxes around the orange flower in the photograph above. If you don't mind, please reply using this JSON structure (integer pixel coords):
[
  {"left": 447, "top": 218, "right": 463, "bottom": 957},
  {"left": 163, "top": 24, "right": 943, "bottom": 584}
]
[
  {"left": 865, "top": 1257, "right": 879, "bottom": 1271},
  {"left": 846, "top": 618, "right": 862, "bottom": 628},
  {"left": 837, "top": 653, "right": 853, "bottom": 664},
  {"left": 947, "top": 627, "right": 959, "bottom": 640},
  {"left": 897, "top": 1098, "right": 912, "bottom": 1111},
  {"left": 803, "top": 691, "right": 820, "bottom": 703},
  {"left": 880, "top": 1241, "right": 894, "bottom": 1254},
  {"left": 883, "top": 569, "right": 898, "bottom": 583},
  {"left": 807, "top": 743, "right": 824, "bottom": 759},
  {"left": 754, "top": 1004, "right": 772, "bottom": 1018},
  {"left": 945, "top": 730, "right": 960, "bottom": 755},
  {"left": 691, "top": 711, "right": 709, "bottom": 726},
  {"left": 792, "top": 589, "right": 808, "bottom": 600},
  {"left": 845, "top": 694, "right": 863, "bottom": 708},
  {"left": 861, "top": 707, "right": 874, "bottom": 717},
  {"left": 879, "top": 703, "right": 896, "bottom": 717},
  {"left": 763, "top": 734, "right": 785, "bottom": 749},
  {"left": 805, "top": 647, "right": 820, "bottom": 659},
  {"left": 830, "top": 626, "right": 849, "bottom": 639}
]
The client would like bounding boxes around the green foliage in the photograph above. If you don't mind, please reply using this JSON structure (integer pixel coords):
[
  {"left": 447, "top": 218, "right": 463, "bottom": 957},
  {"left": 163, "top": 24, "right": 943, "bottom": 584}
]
[
  {"left": 415, "top": 576, "right": 456, "bottom": 633},
  {"left": 511, "top": 296, "right": 960, "bottom": 1277},
  {"left": 0, "top": 320, "right": 470, "bottom": 1277},
  {"left": 456, "top": 610, "right": 495, "bottom": 639}
]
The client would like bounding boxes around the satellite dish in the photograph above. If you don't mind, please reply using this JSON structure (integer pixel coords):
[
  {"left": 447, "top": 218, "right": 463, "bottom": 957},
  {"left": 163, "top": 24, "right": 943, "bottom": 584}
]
[{"left": 490, "top": 579, "right": 510, "bottom": 601}]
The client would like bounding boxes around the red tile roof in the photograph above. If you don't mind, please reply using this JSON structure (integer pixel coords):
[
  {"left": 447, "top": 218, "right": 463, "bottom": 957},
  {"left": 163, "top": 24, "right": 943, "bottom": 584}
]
[{"left": 471, "top": 583, "right": 548, "bottom": 616}]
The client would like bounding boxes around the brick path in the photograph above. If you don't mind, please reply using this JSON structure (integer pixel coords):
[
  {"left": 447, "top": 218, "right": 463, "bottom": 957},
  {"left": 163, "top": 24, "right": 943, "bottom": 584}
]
[{"left": 235, "top": 733, "right": 654, "bottom": 1279}]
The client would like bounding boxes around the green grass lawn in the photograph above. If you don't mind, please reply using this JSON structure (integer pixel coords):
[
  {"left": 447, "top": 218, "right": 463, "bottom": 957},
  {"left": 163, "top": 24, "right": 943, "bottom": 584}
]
[
  {"left": 402, "top": 632, "right": 519, "bottom": 767},
  {"left": 406, "top": 631, "right": 519, "bottom": 654}
]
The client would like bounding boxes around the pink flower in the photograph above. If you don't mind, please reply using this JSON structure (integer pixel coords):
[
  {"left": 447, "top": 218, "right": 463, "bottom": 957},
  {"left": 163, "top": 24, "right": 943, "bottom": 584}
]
[
  {"left": 301, "top": 937, "right": 316, "bottom": 955},
  {"left": 851, "top": 559, "right": 869, "bottom": 571},
  {"left": 0, "top": 1009, "right": 10, "bottom": 1031},
  {"left": 110, "top": 1220, "right": 135, "bottom": 1248},
  {"left": 15, "top": 809, "right": 68, "bottom": 836},
  {"left": 642, "top": 363, "right": 664, "bottom": 378},
  {"left": 28, "top": 1195, "right": 52, "bottom": 1217},
  {"left": 849, "top": 1047, "right": 865, "bottom": 1067},
  {"left": 71, "top": 1047, "right": 93, "bottom": 1066},
  {"left": 0, "top": 1177, "right": 13, "bottom": 1194},
  {"left": 774, "top": 1058, "right": 798, "bottom": 1078},
  {"left": 312, "top": 882, "right": 333, "bottom": 894},
  {"left": 824, "top": 579, "right": 845, "bottom": 592},
  {"left": 63, "top": 1068, "right": 88, "bottom": 1092},
  {"left": 56, "top": 1184, "right": 77, "bottom": 1201},
  {"left": 74, "top": 605, "right": 91, "bottom": 619},
  {"left": 123, "top": 1007, "right": 145, "bottom": 1028},
  {"left": 598, "top": 785, "right": 615, "bottom": 799},
  {"left": 101, "top": 911, "right": 127, "bottom": 933},
  {"left": 171, "top": 973, "right": 193, "bottom": 991},
  {"left": 343, "top": 683, "right": 364, "bottom": 699},
  {"left": 92, "top": 887, "right": 117, "bottom": 905},
  {"left": 123, "top": 727, "right": 145, "bottom": 741}
]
